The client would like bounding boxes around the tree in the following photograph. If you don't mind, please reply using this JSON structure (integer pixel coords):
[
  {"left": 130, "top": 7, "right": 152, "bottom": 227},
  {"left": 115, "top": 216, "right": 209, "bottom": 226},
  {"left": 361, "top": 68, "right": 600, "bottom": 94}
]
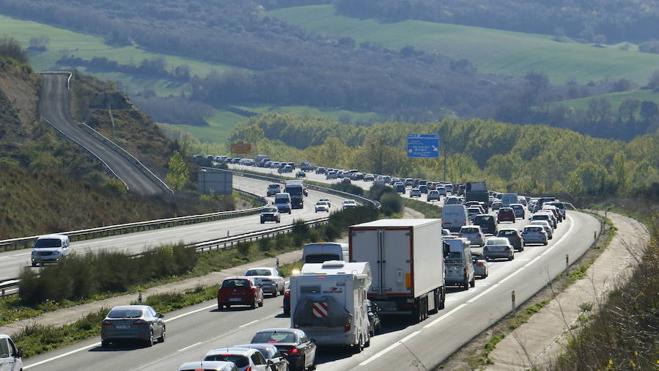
[
  {"left": 165, "top": 151, "right": 189, "bottom": 191},
  {"left": 618, "top": 99, "right": 640, "bottom": 123},
  {"left": 646, "top": 70, "right": 659, "bottom": 90},
  {"left": 640, "top": 101, "right": 658, "bottom": 122},
  {"left": 28, "top": 36, "right": 49, "bottom": 51}
]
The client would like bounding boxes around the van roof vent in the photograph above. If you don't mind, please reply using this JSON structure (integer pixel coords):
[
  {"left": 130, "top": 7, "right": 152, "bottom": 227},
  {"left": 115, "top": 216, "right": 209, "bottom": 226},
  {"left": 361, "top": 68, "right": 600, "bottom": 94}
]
[{"left": 321, "top": 261, "right": 345, "bottom": 269}]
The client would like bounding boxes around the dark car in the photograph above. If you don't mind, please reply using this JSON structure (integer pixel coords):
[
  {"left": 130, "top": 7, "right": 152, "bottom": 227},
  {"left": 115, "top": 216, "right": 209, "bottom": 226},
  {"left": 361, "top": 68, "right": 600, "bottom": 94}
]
[
  {"left": 217, "top": 277, "right": 264, "bottom": 310},
  {"left": 510, "top": 204, "right": 525, "bottom": 219},
  {"left": 419, "top": 185, "right": 428, "bottom": 194},
  {"left": 251, "top": 328, "right": 317, "bottom": 371},
  {"left": 497, "top": 207, "right": 516, "bottom": 223},
  {"left": 473, "top": 214, "right": 497, "bottom": 235},
  {"left": 366, "top": 300, "right": 382, "bottom": 336},
  {"left": 497, "top": 228, "right": 524, "bottom": 251},
  {"left": 101, "top": 305, "right": 165, "bottom": 347}
]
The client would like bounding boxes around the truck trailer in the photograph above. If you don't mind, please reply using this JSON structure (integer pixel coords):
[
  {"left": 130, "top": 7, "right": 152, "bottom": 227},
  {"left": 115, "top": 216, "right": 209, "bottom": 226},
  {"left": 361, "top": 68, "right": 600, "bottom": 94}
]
[
  {"left": 349, "top": 219, "right": 445, "bottom": 323},
  {"left": 290, "top": 261, "right": 372, "bottom": 351}
]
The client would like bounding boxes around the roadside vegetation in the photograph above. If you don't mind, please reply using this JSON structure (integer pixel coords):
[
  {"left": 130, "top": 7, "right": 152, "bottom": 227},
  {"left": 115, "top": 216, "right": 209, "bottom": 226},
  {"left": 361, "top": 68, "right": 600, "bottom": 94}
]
[{"left": 402, "top": 198, "right": 441, "bottom": 219}]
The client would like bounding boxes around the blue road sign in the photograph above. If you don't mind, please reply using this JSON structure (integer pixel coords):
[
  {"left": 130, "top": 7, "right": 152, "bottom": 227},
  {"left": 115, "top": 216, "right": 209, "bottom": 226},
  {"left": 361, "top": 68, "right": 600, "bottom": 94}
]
[{"left": 407, "top": 134, "right": 440, "bottom": 158}]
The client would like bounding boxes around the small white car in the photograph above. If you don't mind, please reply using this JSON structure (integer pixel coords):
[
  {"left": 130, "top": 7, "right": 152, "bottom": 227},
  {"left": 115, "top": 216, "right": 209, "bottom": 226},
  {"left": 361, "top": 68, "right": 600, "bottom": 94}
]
[
  {"left": 319, "top": 198, "right": 332, "bottom": 207},
  {"left": 179, "top": 361, "right": 237, "bottom": 371},
  {"left": 315, "top": 200, "right": 330, "bottom": 213},
  {"left": 244, "top": 267, "right": 286, "bottom": 297},
  {"left": 460, "top": 226, "right": 485, "bottom": 247},
  {"left": 0, "top": 334, "right": 22, "bottom": 370},
  {"left": 530, "top": 220, "right": 554, "bottom": 239},
  {"left": 342, "top": 200, "right": 358, "bottom": 210},
  {"left": 31, "top": 234, "right": 70, "bottom": 267},
  {"left": 203, "top": 348, "right": 269, "bottom": 371}
]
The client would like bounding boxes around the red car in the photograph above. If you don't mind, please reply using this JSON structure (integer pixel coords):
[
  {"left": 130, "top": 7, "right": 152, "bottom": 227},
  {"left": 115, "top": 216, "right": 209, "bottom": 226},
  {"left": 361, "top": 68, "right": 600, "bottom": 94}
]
[
  {"left": 217, "top": 277, "right": 264, "bottom": 310},
  {"left": 497, "top": 207, "right": 516, "bottom": 223}
]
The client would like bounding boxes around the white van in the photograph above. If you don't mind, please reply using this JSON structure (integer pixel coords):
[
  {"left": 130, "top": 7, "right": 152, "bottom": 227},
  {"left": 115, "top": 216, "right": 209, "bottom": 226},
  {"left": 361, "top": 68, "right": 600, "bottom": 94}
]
[
  {"left": 442, "top": 204, "right": 468, "bottom": 232},
  {"left": 0, "top": 334, "right": 23, "bottom": 370},
  {"left": 302, "top": 242, "right": 348, "bottom": 263},
  {"left": 31, "top": 234, "right": 70, "bottom": 267},
  {"left": 501, "top": 193, "right": 519, "bottom": 207},
  {"left": 290, "top": 261, "right": 372, "bottom": 350}
]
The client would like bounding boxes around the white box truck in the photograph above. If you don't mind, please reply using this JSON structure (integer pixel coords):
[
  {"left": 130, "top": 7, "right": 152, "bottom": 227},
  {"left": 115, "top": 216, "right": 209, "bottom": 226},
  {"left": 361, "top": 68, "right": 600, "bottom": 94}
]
[
  {"left": 290, "top": 261, "right": 372, "bottom": 351},
  {"left": 349, "top": 219, "right": 445, "bottom": 323}
]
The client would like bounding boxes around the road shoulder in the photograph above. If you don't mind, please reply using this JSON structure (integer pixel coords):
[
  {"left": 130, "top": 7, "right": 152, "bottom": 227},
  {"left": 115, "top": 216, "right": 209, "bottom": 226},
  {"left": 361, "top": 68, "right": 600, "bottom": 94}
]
[{"left": 485, "top": 212, "right": 650, "bottom": 370}]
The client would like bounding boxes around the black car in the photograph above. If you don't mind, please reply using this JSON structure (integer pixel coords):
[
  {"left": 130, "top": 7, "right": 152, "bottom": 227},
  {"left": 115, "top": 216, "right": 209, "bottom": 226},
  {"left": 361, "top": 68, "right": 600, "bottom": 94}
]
[
  {"left": 251, "top": 329, "right": 317, "bottom": 371},
  {"left": 366, "top": 300, "right": 382, "bottom": 336},
  {"left": 497, "top": 228, "right": 524, "bottom": 251},
  {"left": 473, "top": 214, "right": 497, "bottom": 235}
]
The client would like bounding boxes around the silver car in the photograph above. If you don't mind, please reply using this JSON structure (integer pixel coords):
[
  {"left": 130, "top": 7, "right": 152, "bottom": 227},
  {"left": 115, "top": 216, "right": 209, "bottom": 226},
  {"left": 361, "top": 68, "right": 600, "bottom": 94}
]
[
  {"left": 530, "top": 220, "right": 554, "bottom": 239},
  {"left": 101, "top": 305, "right": 165, "bottom": 347},
  {"left": 521, "top": 225, "right": 548, "bottom": 246},
  {"left": 471, "top": 252, "right": 489, "bottom": 278},
  {"left": 314, "top": 201, "right": 330, "bottom": 213},
  {"left": 460, "top": 226, "right": 485, "bottom": 247},
  {"left": 483, "top": 237, "right": 514, "bottom": 261},
  {"left": 245, "top": 267, "right": 286, "bottom": 297},
  {"left": 235, "top": 344, "right": 289, "bottom": 371}
]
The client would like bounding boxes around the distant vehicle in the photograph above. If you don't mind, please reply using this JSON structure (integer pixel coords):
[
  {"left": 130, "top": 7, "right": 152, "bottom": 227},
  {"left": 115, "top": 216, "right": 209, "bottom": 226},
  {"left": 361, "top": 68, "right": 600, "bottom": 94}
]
[
  {"left": 471, "top": 252, "right": 489, "bottom": 279},
  {"left": 342, "top": 199, "right": 358, "bottom": 210},
  {"left": 427, "top": 190, "right": 440, "bottom": 202},
  {"left": 510, "top": 204, "right": 525, "bottom": 219},
  {"left": 483, "top": 237, "right": 514, "bottom": 261},
  {"left": 203, "top": 347, "right": 269, "bottom": 371},
  {"left": 521, "top": 225, "right": 548, "bottom": 246},
  {"left": 278, "top": 165, "right": 294, "bottom": 174},
  {"left": 545, "top": 201, "right": 566, "bottom": 219},
  {"left": 315, "top": 167, "right": 327, "bottom": 175},
  {"left": 319, "top": 198, "right": 332, "bottom": 207},
  {"left": 274, "top": 193, "right": 292, "bottom": 214},
  {"left": 442, "top": 204, "right": 468, "bottom": 232},
  {"left": 445, "top": 184, "right": 454, "bottom": 193},
  {"left": 460, "top": 225, "right": 485, "bottom": 247},
  {"left": 251, "top": 328, "right": 317, "bottom": 371},
  {"left": 497, "top": 207, "right": 516, "bottom": 223},
  {"left": 0, "top": 334, "right": 23, "bottom": 370},
  {"left": 364, "top": 174, "right": 375, "bottom": 181},
  {"left": 537, "top": 196, "right": 557, "bottom": 209},
  {"left": 350, "top": 219, "right": 446, "bottom": 322},
  {"left": 314, "top": 200, "right": 330, "bottom": 213},
  {"left": 517, "top": 196, "right": 528, "bottom": 206},
  {"left": 290, "top": 261, "right": 371, "bottom": 351},
  {"left": 491, "top": 201, "right": 502, "bottom": 211},
  {"left": 302, "top": 242, "right": 348, "bottom": 263},
  {"left": 473, "top": 214, "right": 497, "bottom": 235},
  {"left": 256, "top": 154, "right": 270, "bottom": 167},
  {"left": 260, "top": 206, "right": 281, "bottom": 224},
  {"left": 436, "top": 186, "right": 447, "bottom": 197},
  {"left": 31, "top": 234, "right": 70, "bottom": 267},
  {"left": 394, "top": 182, "right": 406, "bottom": 193},
  {"left": 326, "top": 171, "right": 338, "bottom": 180},
  {"left": 366, "top": 300, "right": 382, "bottom": 336},
  {"left": 285, "top": 180, "right": 305, "bottom": 209},
  {"left": 501, "top": 193, "right": 519, "bottom": 207},
  {"left": 341, "top": 178, "right": 352, "bottom": 185},
  {"left": 295, "top": 170, "right": 306, "bottom": 178},
  {"left": 404, "top": 178, "right": 415, "bottom": 187},
  {"left": 245, "top": 267, "right": 286, "bottom": 297},
  {"left": 233, "top": 344, "right": 289, "bottom": 371},
  {"left": 409, "top": 188, "right": 422, "bottom": 198},
  {"left": 531, "top": 213, "right": 556, "bottom": 229},
  {"left": 300, "top": 161, "right": 315, "bottom": 172},
  {"left": 443, "top": 238, "right": 475, "bottom": 290},
  {"left": 497, "top": 228, "right": 524, "bottom": 251},
  {"left": 465, "top": 181, "right": 489, "bottom": 211},
  {"left": 444, "top": 196, "right": 462, "bottom": 205},
  {"left": 419, "top": 185, "right": 428, "bottom": 194},
  {"left": 217, "top": 277, "right": 264, "bottom": 310},
  {"left": 267, "top": 183, "right": 281, "bottom": 196},
  {"left": 101, "top": 305, "right": 165, "bottom": 347},
  {"left": 178, "top": 361, "right": 237, "bottom": 371},
  {"left": 374, "top": 176, "right": 385, "bottom": 186},
  {"left": 467, "top": 207, "right": 482, "bottom": 222},
  {"left": 543, "top": 205, "right": 563, "bottom": 223},
  {"left": 531, "top": 220, "right": 554, "bottom": 239}
]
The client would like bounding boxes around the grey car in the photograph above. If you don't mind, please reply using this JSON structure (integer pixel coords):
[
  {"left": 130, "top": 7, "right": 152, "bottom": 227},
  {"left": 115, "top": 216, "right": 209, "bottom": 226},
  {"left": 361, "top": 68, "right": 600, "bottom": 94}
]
[
  {"left": 235, "top": 344, "right": 289, "bottom": 371},
  {"left": 101, "top": 305, "right": 165, "bottom": 347},
  {"left": 483, "top": 237, "right": 515, "bottom": 261},
  {"left": 521, "top": 225, "right": 548, "bottom": 246},
  {"left": 245, "top": 267, "right": 286, "bottom": 297}
]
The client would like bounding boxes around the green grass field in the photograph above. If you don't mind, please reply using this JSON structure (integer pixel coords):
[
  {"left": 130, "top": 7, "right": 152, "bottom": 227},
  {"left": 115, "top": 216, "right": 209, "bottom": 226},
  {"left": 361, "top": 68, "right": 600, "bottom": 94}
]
[
  {"left": 269, "top": 5, "right": 659, "bottom": 84},
  {"left": 0, "top": 15, "right": 241, "bottom": 78},
  {"left": 551, "top": 89, "right": 659, "bottom": 111}
]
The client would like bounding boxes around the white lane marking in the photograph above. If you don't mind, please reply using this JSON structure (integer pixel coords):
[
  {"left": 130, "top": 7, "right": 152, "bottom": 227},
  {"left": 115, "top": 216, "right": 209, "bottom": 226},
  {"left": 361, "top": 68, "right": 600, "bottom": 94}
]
[
  {"left": 239, "top": 319, "right": 259, "bottom": 328},
  {"left": 423, "top": 303, "right": 466, "bottom": 329},
  {"left": 178, "top": 342, "right": 202, "bottom": 352},
  {"left": 24, "top": 342, "right": 100, "bottom": 370},
  {"left": 359, "top": 341, "right": 403, "bottom": 366},
  {"left": 165, "top": 304, "right": 216, "bottom": 323},
  {"left": 400, "top": 330, "right": 420, "bottom": 343}
]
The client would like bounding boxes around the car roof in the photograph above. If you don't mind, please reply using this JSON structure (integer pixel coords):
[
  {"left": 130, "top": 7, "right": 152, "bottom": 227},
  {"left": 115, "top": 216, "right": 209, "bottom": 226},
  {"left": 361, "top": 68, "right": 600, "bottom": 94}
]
[
  {"left": 37, "top": 234, "right": 68, "bottom": 240},
  {"left": 179, "top": 361, "right": 235, "bottom": 371},
  {"left": 487, "top": 237, "right": 510, "bottom": 243},
  {"left": 246, "top": 267, "right": 274, "bottom": 272},
  {"left": 255, "top": 328, "right": 303, "bottom": 336},
  {"left": 206, "top": 347, "right": 256, "bottom": 356},
  {"left": 223, "top": 276, "right": 253, "bottom": 281},
  {"left": 109, "top": 305, "right": 150, "bottom": 311}
]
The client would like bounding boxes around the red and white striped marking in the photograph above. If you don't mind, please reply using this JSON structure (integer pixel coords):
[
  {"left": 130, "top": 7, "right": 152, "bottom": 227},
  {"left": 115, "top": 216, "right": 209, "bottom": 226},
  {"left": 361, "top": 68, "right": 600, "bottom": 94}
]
[{"left": 312, "top": 302, "right": 328, "bottom": 318}]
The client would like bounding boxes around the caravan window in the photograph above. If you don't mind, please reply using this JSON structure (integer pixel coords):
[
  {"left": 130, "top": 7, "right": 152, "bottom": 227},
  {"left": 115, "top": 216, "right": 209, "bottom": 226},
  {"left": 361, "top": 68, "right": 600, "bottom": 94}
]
[
  {"left": 300, "top": 285, "right": 321, "bottom": 294},
  {"left": 304, "top": 254, "right": 341, "bottom": 263}
]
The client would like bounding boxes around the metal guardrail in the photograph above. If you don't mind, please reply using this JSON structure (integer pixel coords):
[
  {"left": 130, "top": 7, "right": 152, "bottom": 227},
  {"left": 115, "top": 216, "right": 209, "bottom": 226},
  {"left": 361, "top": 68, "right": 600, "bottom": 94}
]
[{"left": 0, "top": 188, "right": 267, "bottom": 252}]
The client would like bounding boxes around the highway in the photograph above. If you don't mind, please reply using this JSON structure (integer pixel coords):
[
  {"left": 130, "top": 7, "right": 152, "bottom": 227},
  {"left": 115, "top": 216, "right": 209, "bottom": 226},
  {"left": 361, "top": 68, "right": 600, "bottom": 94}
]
[
  {"left": 22, "top": 167, "right": 600, "bottom": 370},
  {"left": 0, "top": 176, "right": 347, "bottom": 279},
  {"left": 40, "top": 73, "right": 167, "bottom": 195}
]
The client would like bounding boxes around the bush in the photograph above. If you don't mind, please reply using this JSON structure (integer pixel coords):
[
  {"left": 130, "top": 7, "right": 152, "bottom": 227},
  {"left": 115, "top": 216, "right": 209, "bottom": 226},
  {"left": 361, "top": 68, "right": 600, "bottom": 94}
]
[
  {"left": 380, "top": 192, "right": 403, "bottom": 216},
  {"left": 331, "top": 183, "right": 364, "bottom": 196},
  {"left": 0, "top": 37, "right": 28, "bottom": 63}
]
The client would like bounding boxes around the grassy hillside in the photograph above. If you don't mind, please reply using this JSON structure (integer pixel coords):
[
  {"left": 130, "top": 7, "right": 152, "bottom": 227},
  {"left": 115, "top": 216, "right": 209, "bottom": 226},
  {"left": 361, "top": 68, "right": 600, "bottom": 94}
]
[
  {"left": 551, "top": 89, "right": 659, "bottom": 111},
  {"left": 0, "top": 53, "right": 235, "bottom": 239},
  {"left": 270, "top": 5, "right": 659, "bottom": 84}
]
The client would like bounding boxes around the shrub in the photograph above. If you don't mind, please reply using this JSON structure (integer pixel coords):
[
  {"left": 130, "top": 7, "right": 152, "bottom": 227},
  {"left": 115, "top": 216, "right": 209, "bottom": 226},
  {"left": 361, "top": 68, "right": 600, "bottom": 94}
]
[{"left": 380, "top": 192, "right": 403, "bottom": 216}]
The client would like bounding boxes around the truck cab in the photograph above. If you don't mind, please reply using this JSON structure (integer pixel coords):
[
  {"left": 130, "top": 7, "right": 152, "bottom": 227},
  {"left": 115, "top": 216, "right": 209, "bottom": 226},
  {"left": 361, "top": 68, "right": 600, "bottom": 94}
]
[
  {"left": 443, "top": 238, "right": 475, "bottom": 290},
  {"left": 302, "top": 243, "right": 348, "bottom": 263}
]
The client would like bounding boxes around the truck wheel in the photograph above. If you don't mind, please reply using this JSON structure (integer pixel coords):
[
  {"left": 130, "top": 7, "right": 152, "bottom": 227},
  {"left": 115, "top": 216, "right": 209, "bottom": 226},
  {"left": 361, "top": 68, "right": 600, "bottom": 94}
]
[
  {"left": 463, "top": 276, "right": 469, "bottom": 291},
  {"left": 438, "top": 287, "right": 446, "bottom": 310},
  {"left": 470, "top": 277, "right": 475, "bottom": 288},
  {"left": 429, "top": 289, "right": 440, "bottom": 314},
  {"left": 365, "top": 333, "right": 371, "bottom": 347}
]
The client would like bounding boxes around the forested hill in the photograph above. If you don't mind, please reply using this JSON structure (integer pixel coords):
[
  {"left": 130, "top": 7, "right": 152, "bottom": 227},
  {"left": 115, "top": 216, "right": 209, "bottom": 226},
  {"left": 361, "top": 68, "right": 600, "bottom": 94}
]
[{"left": 229, "top": 114, "right": 659, "bottom": 199}]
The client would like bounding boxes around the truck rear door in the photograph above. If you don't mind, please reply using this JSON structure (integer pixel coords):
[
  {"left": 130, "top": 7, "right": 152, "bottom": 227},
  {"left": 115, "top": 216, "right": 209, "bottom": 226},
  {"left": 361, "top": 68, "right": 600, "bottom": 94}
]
[{"left": 382, "top": 229, "right": 412, "bottom": 295}]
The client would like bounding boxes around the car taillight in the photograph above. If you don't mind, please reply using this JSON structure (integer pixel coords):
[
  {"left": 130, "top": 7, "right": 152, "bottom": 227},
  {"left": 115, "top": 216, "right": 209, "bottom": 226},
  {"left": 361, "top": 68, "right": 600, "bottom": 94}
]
[
  {"left": 289, "top": 347, "right": 300, "bottom": 355},
  {"left": 284, "top": 290, "right": 290, "bottom": 298},
  {"left": 245, "top": 367, "right": 251, "bottom": 371},
  {"left": 344, "top": 320, "right": 352, "bottom": 332},
  {"left": 102, "top": 320, "right": 112, "bottom": 327},
  {"left": 133, "top": 319, "right": 147, "bottom": 326},
  {"left": 477, "top": 261, "right": 485, "bottom": 267}
]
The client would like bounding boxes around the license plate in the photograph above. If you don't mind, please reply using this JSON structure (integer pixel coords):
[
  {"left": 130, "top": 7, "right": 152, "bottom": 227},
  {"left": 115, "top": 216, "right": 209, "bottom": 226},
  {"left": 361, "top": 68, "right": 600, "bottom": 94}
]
[
  {"left": 116, "top": 325, "right": 130, "bottom": 329},
  {"left": 229, "top": 298, "right": 242, "bottom": 302}
]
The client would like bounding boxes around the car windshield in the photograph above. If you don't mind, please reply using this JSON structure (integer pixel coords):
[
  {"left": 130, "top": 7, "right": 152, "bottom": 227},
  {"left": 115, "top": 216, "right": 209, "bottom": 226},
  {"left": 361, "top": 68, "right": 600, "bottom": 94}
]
[
  {"left": 474, "top": 216, "right": 493, "bottom": 223},
  {"left": 526, "top": 227, "right": 543, "bottom": 232},
  {"left": 34, "top": 238, "right": 63, "bottom": 248},
  {"left": 246, "top": 269, "right": 272, "bottom": 276},
  {"left": 446, "top": 251, "right": 463, "bottom": 260},
  {"left": 487, "top": 239, "right": 507, "bottom": 246},
  {"left": 204, "top": 355, "right": 249, "bottom": 368},
  {"left": 533, "top": 214, "right": 549, "bottom": 220},
  {"left": 252, "top": 331, "right": 297, "bottom": 344},
  {"left": 461, "top": 228, "right": 478, "bottom": 233},
  {"left": 498, "top": 230, "right": 516, "bottom": 236},
  {"left": 304, "top": 254, "right": 341, "bottom": 263},
  {"left": 262, "top": 207, "right": 277, "bottom": 213},
  {"left": 108, "top": 308, "right": 143, "bottom": 318},
  {"left": 222, "top": 279, "right": 250, "bottom": 288}
]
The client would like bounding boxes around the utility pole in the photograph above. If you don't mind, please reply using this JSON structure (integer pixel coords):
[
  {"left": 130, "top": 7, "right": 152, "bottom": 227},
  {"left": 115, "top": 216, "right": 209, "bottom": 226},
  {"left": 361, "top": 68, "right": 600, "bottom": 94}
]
[{"left": 442, "top": 135, "right": 447, "bottom": 181}]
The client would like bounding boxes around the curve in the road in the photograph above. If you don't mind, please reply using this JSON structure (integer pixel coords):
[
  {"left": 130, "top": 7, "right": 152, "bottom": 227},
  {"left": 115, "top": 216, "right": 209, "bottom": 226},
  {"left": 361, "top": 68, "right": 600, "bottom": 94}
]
[{"left": 39, "top": 73, "right": 167, "bottom": 196}]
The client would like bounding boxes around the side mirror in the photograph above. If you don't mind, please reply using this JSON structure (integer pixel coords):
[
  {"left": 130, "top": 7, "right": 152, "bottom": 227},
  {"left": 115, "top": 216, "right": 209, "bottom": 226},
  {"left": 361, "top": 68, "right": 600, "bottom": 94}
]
[
  {"left": 15, "top": 349, "right": 22, "bottom": 358},
  {"left": 157, "top": 313, "right": 164, "bottom": 319}
]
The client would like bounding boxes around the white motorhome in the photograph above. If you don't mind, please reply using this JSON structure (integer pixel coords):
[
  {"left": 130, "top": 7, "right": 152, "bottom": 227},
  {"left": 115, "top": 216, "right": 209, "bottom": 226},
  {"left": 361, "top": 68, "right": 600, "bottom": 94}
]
[
  {"left": 302, "top": 243, "right": 348, "bottom": 263},
  {"left": 349, "top": 219, "right": 446, "bottom": 323},
  {"left": 290, "top": 261, "right": 372, "bottom": 351},
  {"left": 442, "top": 204, "right": 469, "bottom": 232}
]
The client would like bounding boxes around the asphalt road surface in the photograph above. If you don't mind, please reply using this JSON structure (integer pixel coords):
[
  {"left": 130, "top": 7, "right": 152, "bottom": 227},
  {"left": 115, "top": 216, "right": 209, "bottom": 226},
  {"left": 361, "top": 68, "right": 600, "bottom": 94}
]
[
  {"left": 0, "top": 176, "right": 346, "bottom": 279},
  {"left": 40, "top": 73, "right": 166, "bottom": 195},
  {"left": 23, "top": 166, "right": 600, "bottom": 371}
]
